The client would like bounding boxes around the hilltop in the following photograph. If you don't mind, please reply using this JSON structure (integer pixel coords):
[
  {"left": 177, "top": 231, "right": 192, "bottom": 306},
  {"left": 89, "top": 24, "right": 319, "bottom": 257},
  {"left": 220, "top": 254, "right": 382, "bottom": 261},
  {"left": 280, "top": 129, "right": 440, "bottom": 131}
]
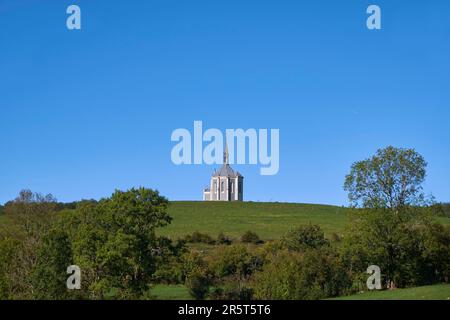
[
  {"left": 160, "top": 201, "right": 450, "bottom": 241},
  {"left": 161, "top": 201, "right": 351, "bottom": 240}
]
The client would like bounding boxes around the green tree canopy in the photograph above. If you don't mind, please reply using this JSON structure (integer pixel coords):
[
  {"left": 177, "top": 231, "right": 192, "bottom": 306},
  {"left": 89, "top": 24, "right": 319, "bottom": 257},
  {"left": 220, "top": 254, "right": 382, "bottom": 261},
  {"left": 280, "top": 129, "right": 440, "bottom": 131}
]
[
  {"left": 58, "top": 187, "right": 172, "bottom": 298},
  {"left": 281, "top": 224, "right": 329, "bottom": 252},
  {"left": 344, "top": 146, "right": 427, "bottom": 209}
]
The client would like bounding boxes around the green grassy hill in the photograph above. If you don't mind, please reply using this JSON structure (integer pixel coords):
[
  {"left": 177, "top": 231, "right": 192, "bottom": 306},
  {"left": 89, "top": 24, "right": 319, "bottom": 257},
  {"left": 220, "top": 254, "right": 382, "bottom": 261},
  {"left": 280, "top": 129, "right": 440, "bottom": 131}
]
[
  {"left": 160, "top": 201, "right": 450, "bottom": 241},
  {"left": 331, "top": 284, "right": 450, "bottom": 300},
  {"left": 161, "top": 201, "right": 351, "bottom": 240}
]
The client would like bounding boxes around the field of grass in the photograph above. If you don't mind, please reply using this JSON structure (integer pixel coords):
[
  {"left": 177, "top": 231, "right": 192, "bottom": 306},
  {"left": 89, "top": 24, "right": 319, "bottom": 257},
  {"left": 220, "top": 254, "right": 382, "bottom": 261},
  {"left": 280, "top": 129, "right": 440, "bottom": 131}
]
[
  {"left": 161, "top": 201, "right": 450, "bottom": 241},
  {"left": 151, "top": 283, "right": 450, "bottom": 300},
  {"left": 160, "top": 201, "right": 351, "bottom": 241},
  {"left": 331, "top": 284, "right": 450, "bottom": 300},
  {"left": 151, "top": 285, "right": 191, "bottom": 300}
]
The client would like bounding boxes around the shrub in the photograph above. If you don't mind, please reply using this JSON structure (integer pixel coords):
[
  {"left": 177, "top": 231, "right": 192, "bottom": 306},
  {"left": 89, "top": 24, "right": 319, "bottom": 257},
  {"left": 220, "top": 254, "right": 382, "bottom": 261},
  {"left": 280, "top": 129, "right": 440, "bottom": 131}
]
[
  {"left": 206, "top": 245, "right": 261, "bottom": 300},
  {"left": 186, "top": 268, "right": 210, "bottom": 300},
  {"left": 281, "top": 224, "right": 329, "bottom": 251},
  {"left": 209, "top": 279, "right": 253, "bottom": 300},
  {"left": 330, "top": 233, "right": 342, "bottom": 243},
  {"left": 184, "top": 232, "right": 216, "bottom": 245},
  {"left": 342, "top": 208, "right": 450, "bottom": 289},
  {"left": 252, "top": 248, "right": 351, "bottom": 300},
  {"left": 207, "top": 245, "right": 261, "bottom": 278},
  {"left": 31, "top": 228, "right": 74, "bottom": 299},
  {"left": 241, "top": 231, "right": 262, "bottom": 244},
  {"left": 217, "top": 232, "right": 232, "bottom": 245}
]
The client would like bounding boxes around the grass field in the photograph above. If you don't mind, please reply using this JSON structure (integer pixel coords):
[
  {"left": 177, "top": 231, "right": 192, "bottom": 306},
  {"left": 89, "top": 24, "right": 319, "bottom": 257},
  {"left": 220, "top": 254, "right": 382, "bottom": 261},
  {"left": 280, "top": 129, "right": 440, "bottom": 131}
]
[
  {"left": 331, "top": 284, "right": 450, "bottom": 300},
  {"left": 151, "top": 283, "right": 450, "bottom": 300},
  {"left": 160, "top": 201, "right": 351, "bottom": 240},
  {"left": 160, "top": 201, "right": 450, "bottom": 241},
  {"left": 151, "top": 285, "right": 192, "bottom": 300}
]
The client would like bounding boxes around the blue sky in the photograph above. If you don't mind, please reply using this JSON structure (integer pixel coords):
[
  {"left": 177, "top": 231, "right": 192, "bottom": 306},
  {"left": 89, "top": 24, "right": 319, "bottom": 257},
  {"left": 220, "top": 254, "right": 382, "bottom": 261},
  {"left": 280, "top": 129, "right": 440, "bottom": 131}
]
[{"left": 1, "top": 0, "right": 449, "bottom": 205}]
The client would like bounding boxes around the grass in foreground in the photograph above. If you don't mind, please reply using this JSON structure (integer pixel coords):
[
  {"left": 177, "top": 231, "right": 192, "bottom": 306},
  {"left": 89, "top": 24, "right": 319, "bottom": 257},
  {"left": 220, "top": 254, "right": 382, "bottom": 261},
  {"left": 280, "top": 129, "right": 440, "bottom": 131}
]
[
  {"left": 151, "top": 283, "right": 450, "bottom": 300},
  {"left": 151, "top": 285, "right": 191, "bottom": 300},
  {"left": 331, "top": 284, "right": 450, "bottom": 300}
]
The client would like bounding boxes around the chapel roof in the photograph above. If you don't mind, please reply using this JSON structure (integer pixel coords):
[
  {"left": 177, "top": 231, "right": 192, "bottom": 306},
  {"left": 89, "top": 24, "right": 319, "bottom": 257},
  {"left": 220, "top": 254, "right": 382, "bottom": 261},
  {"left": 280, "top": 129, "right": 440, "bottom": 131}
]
[{"left": 213, "top": 164, "right": 242, "bottom": 178}]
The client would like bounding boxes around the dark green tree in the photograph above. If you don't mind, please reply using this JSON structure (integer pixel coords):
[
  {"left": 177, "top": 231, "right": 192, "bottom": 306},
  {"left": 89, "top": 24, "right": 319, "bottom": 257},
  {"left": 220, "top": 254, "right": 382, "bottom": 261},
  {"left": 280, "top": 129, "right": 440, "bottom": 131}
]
[
  {"left": 66, "top": 187, "right": 172, "bottom": 298},
  {"left": 31, "top": 229, "right": 74, "bottom": 299},
  {"left": 342, "top": 147, "right": 449, "bottom": 289}
]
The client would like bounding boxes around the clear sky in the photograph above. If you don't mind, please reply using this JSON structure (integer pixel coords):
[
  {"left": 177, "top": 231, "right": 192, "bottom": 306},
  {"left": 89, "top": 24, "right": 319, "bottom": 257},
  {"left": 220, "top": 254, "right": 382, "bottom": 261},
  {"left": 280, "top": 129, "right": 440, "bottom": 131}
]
[{"left": 1, "top": 0, "right": 449, "bottom": 205}]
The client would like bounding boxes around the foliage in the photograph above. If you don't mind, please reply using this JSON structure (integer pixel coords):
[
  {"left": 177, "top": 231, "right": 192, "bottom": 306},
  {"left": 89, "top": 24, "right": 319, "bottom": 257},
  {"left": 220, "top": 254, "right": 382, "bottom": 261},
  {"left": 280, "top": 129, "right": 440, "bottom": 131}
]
[
  {"left": 1, "top": 184, "right": 449, "bottom": 300},
  {"left": 31, "top": 228, "right": 74, "bottom": 299},
  {"left": 3, "top": 189, "right": 58, "bottom": 216},
  {"left": 53, "top": 187, "right": 173, "bottom": 299},
  {"left": 341, "top": 208, "right": 450, "bottom": 289},
  {"left": 331, "top": 283, "right": 450, "bottom": 300},
  {"left": 430, "top": 203, "right": 450, "bottom": 218},
  {"left": 161, "top": 201, "right": 353, "bottom": 241},
  {"left": 185, "top": 267, "right": 210, "bottom": 300},
  {"left": 252, "top": 248, "right": 351, "bottom": 300},
  {"left": 281, "top": 224, "right": 329, "bottom": 252},
  {"left": 207, "top": 245, "right": 262, "bottom": 300},
  {"left": 240, "top": 231, "right": 262, "bottom": 244},
  {"left": 207, "top": 245, "right": 261, "bottom": 279},
  {"left": 217, "top": 232, "right": 232, "bottom": 245},
  {"left": 151, "top": 237, "right": 186, "bottom": 284},
  {"left": 0, "top": 190, "right": 56, "bottom": 299},
  {"left": 184, "top": 231, "right": 216, "bottom": 244},
  {"left": 182, "top": 251, "right": 211, "bottom": 300},
  {"left": 0, "top": 238, "right": 21, "bottom": 299},
  {"left": 344, "top": 146, "right": 427, "bottom": 209}
]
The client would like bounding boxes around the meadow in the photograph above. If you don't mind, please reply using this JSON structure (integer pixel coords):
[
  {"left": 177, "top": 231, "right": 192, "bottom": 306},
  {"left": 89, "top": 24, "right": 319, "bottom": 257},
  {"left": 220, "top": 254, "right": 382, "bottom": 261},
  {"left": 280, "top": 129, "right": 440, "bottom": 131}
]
[
  {"left": 331, "top": 283, "right": 450, "bottom": 300},
  {"left": 152, "top": 283, "right": 450, "bottom": 300},
  {"left": 160, "top": 201, "right": 449, "bottom": 241}
]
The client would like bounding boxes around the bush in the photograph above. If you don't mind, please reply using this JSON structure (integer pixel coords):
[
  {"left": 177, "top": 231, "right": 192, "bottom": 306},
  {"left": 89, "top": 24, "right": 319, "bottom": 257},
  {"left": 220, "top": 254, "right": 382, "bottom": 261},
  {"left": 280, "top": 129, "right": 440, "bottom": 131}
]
[
  {"left": 342, "top": 208, "right": 450, "bottom": 289},
  {"left": 217, "top": 232, "right": 232, "bottom": 245},
  {"left": 31, "top": 229, "right": 74, "bottom": 299},
  {"left": 184, "top": 232, "right": 216, "bottom": 245},
  {"left": 207, "top": 245, "right": 261, "bottom": 278},
  {"left": 209, "top": 279, "right": 253, "bottom": 300},
  {"left": 151, "top": 238, "right": 186, "bottom": 284},
  {"left": 330, "top": 233, "right": 342, "bottom": 243},
  {"left": 281, "top": 224, "right": 329, "bottom": 251},
  {"left": 206, "top": 245, "right": 262, "bottom": 300},
  {"left": 241, "top": 231, "right": 262, "bottom": 244},
  {"left": 186, "top": 268, "right": 210, "bottom": 300},
  {"left": 252, "top": 248, "right": 351, "bottom": 300},
  {"left": 440, "top": 203, "right": 450, "bottom": 218}
]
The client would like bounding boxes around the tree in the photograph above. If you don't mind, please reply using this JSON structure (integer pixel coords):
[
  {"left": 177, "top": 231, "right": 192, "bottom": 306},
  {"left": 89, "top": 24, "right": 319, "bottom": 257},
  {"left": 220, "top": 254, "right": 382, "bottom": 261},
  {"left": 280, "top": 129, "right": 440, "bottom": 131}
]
[
  {"left": 344, "top": 146, "right": 427, "bottom": 210},
  {"left": 342, "top": 209, "right": 450, "bottom": 289},
  {"left": 31, "top": 229, "right": 74, "bottom": 299},
  {"left": 341, "top": 147, "right": 449, "bottom": 289},
  {"left": 281, "top": 224, "right": 329, "bottom": 252},
  {"left": 0, "top": 190, "right": 57, "bottom": 299},
  {"left": 240, "top": 231, "right": 261, "bottom": 244},
  {"left": 182, "top": 251, "right": 211, "bottom": 300},
  {"left": 3, "top": 189, "right": 58, "bottom": 216},
  {"left": 252, "top": 248, "right": 351, "bottom": 300},
  {"left": 66, "top": 187, "right": 172, "bottom": 298}
]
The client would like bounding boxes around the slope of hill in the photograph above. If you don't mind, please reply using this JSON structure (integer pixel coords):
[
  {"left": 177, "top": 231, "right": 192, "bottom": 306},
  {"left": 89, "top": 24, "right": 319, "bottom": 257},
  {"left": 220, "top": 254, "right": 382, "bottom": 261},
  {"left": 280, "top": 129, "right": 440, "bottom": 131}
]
[
  {"left": 331, "top": 284, "right": 450, "bottom": 300},
  {"left": 161, "top": 201, "right": 351, "bottom": 240},
  {"left": 161, "top": 201, "right": 450, "bottom": 241}
]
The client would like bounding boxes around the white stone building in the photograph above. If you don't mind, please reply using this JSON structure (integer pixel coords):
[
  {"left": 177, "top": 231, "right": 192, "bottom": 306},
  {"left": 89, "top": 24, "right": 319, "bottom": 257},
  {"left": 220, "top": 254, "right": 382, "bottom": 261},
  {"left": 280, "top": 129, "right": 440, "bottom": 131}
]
[{"left": 203, "top": 147, "right": 243, "bottom": 201}]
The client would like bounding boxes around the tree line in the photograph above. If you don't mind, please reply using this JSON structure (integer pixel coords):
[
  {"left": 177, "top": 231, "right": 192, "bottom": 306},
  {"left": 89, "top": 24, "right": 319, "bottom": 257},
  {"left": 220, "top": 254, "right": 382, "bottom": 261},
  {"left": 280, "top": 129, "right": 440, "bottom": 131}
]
[{"left": 0, "top": 146, "right": 449, "bottom": 299}]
